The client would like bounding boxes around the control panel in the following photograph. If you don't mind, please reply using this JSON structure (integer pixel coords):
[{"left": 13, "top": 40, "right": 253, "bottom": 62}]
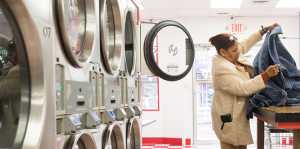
[
  {"left": 80, "top": 111, "right": 101, "bottom": 129},
  {"left": 55, "top": 64, "right": 65, "bottom": 114},
  {"left": 104, "top": 85, "right": 121, "bottom": 109},
  {"left": 125, "top": 107, "right": 135, "bottom": 118},
  {"left": 113, "top": 108, "right": 127, "bottom": 121},
  {"left": 64, "top": 115, "right": 82, "bottom": 135},
  {"left": 101, "top": 110, "right": 116, "bottom": 124},
  {"left": 65, "top": 81, "right": 93, "bottom": 114}
]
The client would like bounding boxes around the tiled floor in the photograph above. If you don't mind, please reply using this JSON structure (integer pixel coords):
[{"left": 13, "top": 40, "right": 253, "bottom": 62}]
[{"left": 142, "top": 144, "right": 258, "bottom": 149}]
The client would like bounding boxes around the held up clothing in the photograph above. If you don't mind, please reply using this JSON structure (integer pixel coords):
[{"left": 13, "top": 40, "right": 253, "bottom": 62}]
[
  {"left": 211, "top": 31, "right": 265, "bottom": 146},
  {"left": 247, "top": 27, "right": 300, "bottom": 117}
]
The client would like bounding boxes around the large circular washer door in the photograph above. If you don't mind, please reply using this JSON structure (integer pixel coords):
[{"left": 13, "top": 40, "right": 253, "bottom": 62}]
[
  {"left": 144, "top": 20, "right": 195, "bottom": 81},
  {"left": 124, "top": 11, "right": 136, "bottom": 77},
  {"left": 100, "top": 0, "right": 123, "bottom": 75},
  {"left": 64, "top": 130, "right": 97, "bottom": 149},
  {"left": 126, "top": 118, "right": 140, "bottom": 149},
  {"left": 55, "top": 0, "right": 96, "bottom": 68},
  {"left": 0, "top": 1, "right": 43, "bottom": 148},
  {"left": 103, "top": 124, "right": 125, "bottom": 149}
]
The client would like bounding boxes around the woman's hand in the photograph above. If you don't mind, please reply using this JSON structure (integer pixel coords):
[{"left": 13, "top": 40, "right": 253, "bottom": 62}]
[
  {"left": 265, "top": 23, "right": 281, "bottom": 30},
  {"left": 266, "top": 64, "right": 280, "bottom": 77}
]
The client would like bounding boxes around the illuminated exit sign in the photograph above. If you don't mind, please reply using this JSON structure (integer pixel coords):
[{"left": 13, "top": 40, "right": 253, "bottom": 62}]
[{"left": 231, "top": 24, "right": 244, "bottom": 33}]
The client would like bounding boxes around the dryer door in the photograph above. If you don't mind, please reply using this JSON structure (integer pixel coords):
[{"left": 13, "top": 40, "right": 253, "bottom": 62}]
[
  {"left": 103, "top": 124, "right": 125, "bottom": 149},
  {"left": 0, "top": 1, "right": 43, "bottom": 148},
  {"left": 124, "top": 11, "right": 136, "bottom": 77},
  {"left": 142, "top": 21, "right": 195, "bottom": 81},
  {"left": 64, "top": 130, "right": 97, "bottom": 149},
  {"left": 100, "top": 0, "right": 123, "bottom": 75},
  {"left": 54, "top": 0, "right": 96, "bottom": 68},
  {"left": 126, "top": 118, "right": 141, "bottom": 149}
]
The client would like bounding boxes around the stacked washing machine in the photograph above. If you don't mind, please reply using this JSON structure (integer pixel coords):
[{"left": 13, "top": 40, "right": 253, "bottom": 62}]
[{"left": 0, "top": 0, "right": 195, "bottom": 148}]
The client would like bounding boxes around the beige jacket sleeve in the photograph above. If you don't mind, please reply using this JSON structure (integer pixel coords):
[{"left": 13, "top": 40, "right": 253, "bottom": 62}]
[
  {"left": 214, "top": 65, "right": 265, "bottom": 96},
  {"left": 239, "top": 30, "right": 263, "bottom": 55}
]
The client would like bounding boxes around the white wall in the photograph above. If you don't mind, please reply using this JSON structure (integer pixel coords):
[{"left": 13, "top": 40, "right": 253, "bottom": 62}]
[{"left": 141, "top": 16, "right": 299, "bottom": 145}]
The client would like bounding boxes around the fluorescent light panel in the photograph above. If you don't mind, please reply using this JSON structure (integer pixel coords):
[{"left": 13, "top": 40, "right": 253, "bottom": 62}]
[
  {"left": 211, "top": 0, "right": 243, "bottom": 8},
  {"left": 276, "top": 0, "right": 300, "bottom": 7}
]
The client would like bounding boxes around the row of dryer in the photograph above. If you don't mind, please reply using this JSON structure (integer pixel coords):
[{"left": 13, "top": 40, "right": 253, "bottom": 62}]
[{"left": 0, "top": 0, "right": 195, "bottom": 149}]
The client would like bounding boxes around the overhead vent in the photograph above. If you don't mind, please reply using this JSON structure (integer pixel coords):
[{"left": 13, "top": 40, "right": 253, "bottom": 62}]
[
  {"left": 252, "top": 1, "right": 269, "bottom": 5},
  {"left": 216, "top": 12, "right": 229, "bottom": 15}
]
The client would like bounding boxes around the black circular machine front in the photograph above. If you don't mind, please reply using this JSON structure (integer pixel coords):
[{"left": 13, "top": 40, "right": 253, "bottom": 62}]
[{"left": 144, "top": 20, "right": 195, "bottom": 81}]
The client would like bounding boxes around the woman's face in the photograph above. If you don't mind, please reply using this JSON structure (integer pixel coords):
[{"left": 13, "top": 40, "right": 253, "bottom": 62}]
[{"left": 220, "top": 41, "right": 240, "bottom": 63}]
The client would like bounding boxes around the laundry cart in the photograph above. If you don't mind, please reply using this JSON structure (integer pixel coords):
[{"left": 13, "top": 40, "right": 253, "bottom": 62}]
[{"left": 265, "top": 125, "right": 293, "bottom": 149}]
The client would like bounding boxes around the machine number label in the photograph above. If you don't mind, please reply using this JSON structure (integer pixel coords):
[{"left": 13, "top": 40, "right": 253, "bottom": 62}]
[{"left": 43, "top": 27, "right": 51, "bottom": 38}]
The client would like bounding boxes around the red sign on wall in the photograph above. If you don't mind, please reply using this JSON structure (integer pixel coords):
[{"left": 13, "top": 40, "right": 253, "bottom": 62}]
[{"left": 231, "top": 24, "right": 243, "bottom": 33}]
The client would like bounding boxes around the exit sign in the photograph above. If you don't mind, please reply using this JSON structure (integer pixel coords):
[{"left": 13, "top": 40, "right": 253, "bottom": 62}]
[{"left": 231, "top": 24, "right": 244, "bottom": 33}]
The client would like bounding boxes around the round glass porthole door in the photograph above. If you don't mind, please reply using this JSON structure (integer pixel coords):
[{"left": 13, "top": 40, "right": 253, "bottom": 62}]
[
  {"left": 103, "top": 124, "right": 124, "bottom": 149},
  {"left": 0, "top": 2, "right": 31, "bottom": 148},
  {"left": 124, "top": 12, "right": 136, "bottom": 76},
  {"left": 65, "top": 130, "right": 97, "bottom": 149},
  {"left": 55, "top": 0, "right": 96, "bottom": 68},
  {"left": 127, "top": 118, "right": 140, "bottom": 149},
  {"left": 100, "top": 0, "right": 122, "bottom": 75},
  {"left": 144, "top": 21, "right": 195, "bottom": 81}
]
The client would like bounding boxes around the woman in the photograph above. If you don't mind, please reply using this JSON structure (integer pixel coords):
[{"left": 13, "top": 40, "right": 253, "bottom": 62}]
[{"left": 209, "top": 23, "right": 280, "bottom": 149}]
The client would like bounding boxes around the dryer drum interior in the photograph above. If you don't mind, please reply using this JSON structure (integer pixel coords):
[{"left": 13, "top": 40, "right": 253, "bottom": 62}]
[
  {"left": 100, "top": 0, "right": 123, "bottom": 75},
  {"left": 124, "top": 11, "right": 136, "bottom": 76},
  {"left": 54, "top": 0, "right": 96, "bottom": 68},
  {"left": 0, "top": 1, "right": 42, "bottom": 148},
  {"left": 103, "top": 124, "right": 124, "bottom": 149},
  {"left": 143, "top": 20, "right": 195, "bottom": 81},
  {"left": 64, "top": 130, "right": 97, "bottom": 149},
  {"left": 126, "top": 118, "right": 140, "bottom": 149}
]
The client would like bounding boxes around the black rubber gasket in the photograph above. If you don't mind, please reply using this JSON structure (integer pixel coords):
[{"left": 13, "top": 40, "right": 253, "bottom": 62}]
[{"left": 144, "top": 20, "right": 195, "bottom": 81}]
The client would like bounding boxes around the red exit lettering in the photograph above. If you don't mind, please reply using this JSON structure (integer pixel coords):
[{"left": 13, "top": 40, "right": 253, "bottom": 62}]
[{"left": 232, "top": 24, "right": 242, "bottom": 32}]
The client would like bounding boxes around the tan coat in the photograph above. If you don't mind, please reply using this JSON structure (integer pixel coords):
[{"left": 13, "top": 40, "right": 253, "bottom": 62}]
[
  {"left": 211, "top": 31, "right": 265, "bottom": 146},
  {"left": 0, "top": 62, "right": 21, "bottom": 147}
]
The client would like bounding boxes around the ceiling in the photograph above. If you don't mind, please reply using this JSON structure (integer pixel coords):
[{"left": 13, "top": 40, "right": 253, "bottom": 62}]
[{"left": 140, "top": 0, "right": 300, "bottom": 19}]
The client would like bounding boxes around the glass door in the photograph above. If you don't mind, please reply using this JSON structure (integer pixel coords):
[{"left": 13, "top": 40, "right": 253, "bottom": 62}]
[{"left": 193, "top": 46, "right": 261, "bottom": 145}]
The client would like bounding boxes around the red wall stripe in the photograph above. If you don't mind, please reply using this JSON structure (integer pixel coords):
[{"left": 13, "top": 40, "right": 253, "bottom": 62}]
[
  {"left": 185, "top": 138, "right": 191, "bottom": 145},
  {"left": 142, "top": 137, "right": 182, "bottom": 145}
]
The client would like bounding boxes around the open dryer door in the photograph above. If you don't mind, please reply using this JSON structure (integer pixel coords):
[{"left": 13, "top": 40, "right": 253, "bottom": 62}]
[
  {"left": 0, "top": 1, "right": 44, "bottom": 149},
  {"left": 141, "top": 21, "right": 195, "bottom": 81}
]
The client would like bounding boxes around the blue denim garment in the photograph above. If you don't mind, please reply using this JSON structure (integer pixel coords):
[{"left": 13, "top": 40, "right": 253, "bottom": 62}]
[{"left": 246, "top": 26, "right": 300, "bottom": 120}]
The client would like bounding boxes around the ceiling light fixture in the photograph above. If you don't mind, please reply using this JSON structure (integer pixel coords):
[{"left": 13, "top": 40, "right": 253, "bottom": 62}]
[
  {"left": 211, "top": 0, "right": 243, "bottom": 8},
  {"left": 276, "top": 0, "right": 300, "bottom": 7}
]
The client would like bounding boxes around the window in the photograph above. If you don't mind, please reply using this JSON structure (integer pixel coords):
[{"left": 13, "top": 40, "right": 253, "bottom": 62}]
[{"left": 141, "top": 76, "right": 159, "bottom": 111}]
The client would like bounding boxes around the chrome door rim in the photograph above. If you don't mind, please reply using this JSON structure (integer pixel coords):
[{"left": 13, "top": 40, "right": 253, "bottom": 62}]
[
  {"left": 1, "top": 0, "right": 45, "bottom": 148},
  {"left": 124, "top": 11, "right": 136, "bottom": 77},
  {"left": 126, "top": 118, "right": 140, "bottom": 149},
  {"left": 54, "top": 0, "right": 96, "bottom": 68},
  {"left": 103, "top": 124, "right": 125, "bottom": 149},
  {"left": 64, "top": 130, "right": 97, "bottom": 149},
  {"left": 100, "top": 0, "right": 123, "bottom": 75}
]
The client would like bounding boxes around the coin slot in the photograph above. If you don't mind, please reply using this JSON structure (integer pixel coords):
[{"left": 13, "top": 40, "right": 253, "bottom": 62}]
[
  {"left": 77, "top": 101, "right": 85, "bottom": 106},
  {"left": 111, "top": 100, "right": 116, "bottom": 104}
]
